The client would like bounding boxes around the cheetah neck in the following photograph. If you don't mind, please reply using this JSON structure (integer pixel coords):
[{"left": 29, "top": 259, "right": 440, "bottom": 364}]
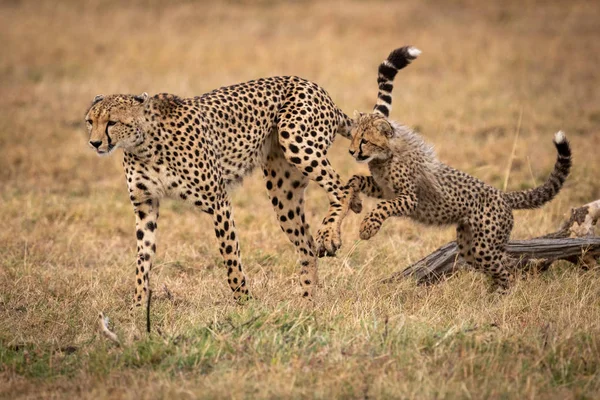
[{"left": 122, "top": 118, "right": 156, "bottom": 160}]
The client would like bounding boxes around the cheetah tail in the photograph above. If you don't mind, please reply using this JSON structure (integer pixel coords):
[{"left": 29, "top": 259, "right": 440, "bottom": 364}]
[
  {"left": 503, "top": 131, "right": 572, "bottom": 210},
  {"left": 337, "top": 110, "right": 354, "bottom": 140},
  {"left": 373, "top": 46, "right": 421, "bottom": 118}
]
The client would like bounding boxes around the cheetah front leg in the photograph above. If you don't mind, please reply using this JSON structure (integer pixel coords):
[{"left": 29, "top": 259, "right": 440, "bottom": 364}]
[
  {"left": 204, "top": 195, "right": 250, "bottom": 301},
  {"left": 360, "top": 193, "right": 417, "bottom": 240},
  {"left": 347, "top": 175, "right": 385, "bottom": 214},
  {"left": 132, "top": 198, "right": 159, "bottom": 308}
]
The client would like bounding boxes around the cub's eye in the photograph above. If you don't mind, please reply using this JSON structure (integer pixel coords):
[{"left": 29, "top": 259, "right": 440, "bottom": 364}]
[
  {"left": 359, "top": 138, "right": 367, "bottom": 146},
  {"left": 107, "top": 121, "right": 117, "bottom": 127},
  {"left": 86, "top": 119, "right": 93, "bottom": 125}
]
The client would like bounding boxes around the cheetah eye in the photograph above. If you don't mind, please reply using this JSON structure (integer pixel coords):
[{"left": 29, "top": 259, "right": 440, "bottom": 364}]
[
  {"left": 359, "top": 138, "right": 367, "bottom": 146},
  {"left": 107, "top": 121, "right": 117, "bottom": 127},
  {"left": 86, "top": 119, "right": 93, "bottom": 126}
]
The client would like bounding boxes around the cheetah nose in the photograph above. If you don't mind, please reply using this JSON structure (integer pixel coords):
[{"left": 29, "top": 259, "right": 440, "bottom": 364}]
[
  {"left": 90, "top": 140, "right": 102, "bottom": 149},
  {"left": 349, "top": 149, "right": 356, "bottom": 156}
]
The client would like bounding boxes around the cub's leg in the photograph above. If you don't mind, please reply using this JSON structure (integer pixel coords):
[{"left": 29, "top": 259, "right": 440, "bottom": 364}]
[
  {"left": 456, "top": 221, "right": 478, "bottom": 271},
  {"left": 263, "top": 145, "right": 317, "bottom": 299},
  {"left": 347, "top": 175, "right": 385, "bottom": 213},
  {"left": 467, "top": 208, "right": 515, "bottom": 293},
  {"left": 359, "top": 193, "right": 417, "bottom": 240}
]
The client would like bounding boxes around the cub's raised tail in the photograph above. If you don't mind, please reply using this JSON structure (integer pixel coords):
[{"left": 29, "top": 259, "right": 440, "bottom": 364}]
[
  {"left": 374, "top": 46, "right": 421, "bottom": 117},
  {"left": 503, "top": 131, "right": 572, "bottom": 210}
]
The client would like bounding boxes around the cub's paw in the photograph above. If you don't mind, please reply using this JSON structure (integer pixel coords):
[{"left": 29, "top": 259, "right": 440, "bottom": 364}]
[
  {"left": 488, "top": 282, "right": 512, "bottom": 296},
  {"left": 345, "top": 180, "right": 363, "bottom": 214},
  {"left": 359, "top": 216, "right": 383, "bottom": 240},
  {"left": 315, "top": 225, "right": 342, "bottom": 257},
  {"left": 349, "top": 191, "right": 363, "bottom": 214}
]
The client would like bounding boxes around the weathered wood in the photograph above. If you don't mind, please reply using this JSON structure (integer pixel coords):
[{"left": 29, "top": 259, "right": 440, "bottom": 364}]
[
  {"left": 543, "top": 199, "right": 600, "bottom": 239},
  {"left": 386, "top": 200, "right": 600, "bottom": 285},
  {"left": 98, "top": 312, "right": 120, "bottom": 346}
]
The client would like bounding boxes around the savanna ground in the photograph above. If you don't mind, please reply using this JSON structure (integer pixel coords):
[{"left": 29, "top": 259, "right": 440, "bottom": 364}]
[{"left": 1, "top": 0, "right": 600, "bottom": 398}]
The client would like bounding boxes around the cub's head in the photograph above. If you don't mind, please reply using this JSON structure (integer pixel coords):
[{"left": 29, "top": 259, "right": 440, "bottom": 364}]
[
  {"left": 349, "top": 111, "right": 394, "bottom": 163},
  {"left": 84, "top": 93, "right": 149, "bottom": 155}
]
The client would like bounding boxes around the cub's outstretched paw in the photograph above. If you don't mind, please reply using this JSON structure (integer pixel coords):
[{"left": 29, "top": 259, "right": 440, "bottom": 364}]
[
  {"left": 315, "top": 225, "right": 342, "bottom": 257},
  {"left": 359, "top": 216, "right": 383, "bottom": 240},
  {"left": 346, "top": 180, "right": 363, "bottom": 214},
  {"left": 349, "top": 191, "right": 363, "bottom": 214},
  {"left": 488, "top": 282, "right": 512, "bottom": 296}
]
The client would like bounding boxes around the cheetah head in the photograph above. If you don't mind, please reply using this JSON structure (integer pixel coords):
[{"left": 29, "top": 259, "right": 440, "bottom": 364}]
[
  {"left": 349, "top": 111, "right": 394, "bottom": 163},
  {"left": 84, "top": 93, "right": 149, "bottom": 155}
]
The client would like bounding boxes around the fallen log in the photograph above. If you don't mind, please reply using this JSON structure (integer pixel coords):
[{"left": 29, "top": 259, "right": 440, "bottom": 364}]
[{"left": 385, "top": 200, "right": 600, "bottom": 285}]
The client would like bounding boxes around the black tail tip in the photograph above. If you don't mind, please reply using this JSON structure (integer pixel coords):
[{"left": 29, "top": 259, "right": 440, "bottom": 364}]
[{"left": 387, "top": 46, "right": 421, "bottom": 68}]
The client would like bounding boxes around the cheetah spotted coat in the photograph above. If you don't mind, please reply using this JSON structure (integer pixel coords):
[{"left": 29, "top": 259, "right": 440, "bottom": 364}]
[
  {"left": 85, "top": 76, "right": 355, "bottom": 305},
  {"left": 346, "top": 47, "right": 572, "bottom": 292}
]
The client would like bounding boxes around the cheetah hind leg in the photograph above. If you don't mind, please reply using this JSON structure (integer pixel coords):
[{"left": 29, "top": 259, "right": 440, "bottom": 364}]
[
  {"left": 263, "top": 147, "right": 318, "bottom": 299},
  {"left": 276, "top": 106, "right": 353, "bottom": 257},
  {"left": 487, "top": 252, "right": 516, "bottom": 295}
]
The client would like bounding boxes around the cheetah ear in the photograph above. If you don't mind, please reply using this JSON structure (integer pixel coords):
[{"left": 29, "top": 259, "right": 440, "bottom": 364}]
[
  {"left": 353, "top": 110, "right": 364, "bottom": 120},
  {"left": 92, "top": 94, "right": 104, "bottom": 105},
  {"left": 375, "top": 119, "right": 393, "bottom": 138},
  {"left": 134, "top": 92, "right": 149, "bottom": 103}
]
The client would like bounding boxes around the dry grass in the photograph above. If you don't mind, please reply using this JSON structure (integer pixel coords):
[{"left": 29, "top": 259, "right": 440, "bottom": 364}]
[{"left": 1, "top": 0, "right": 600, "bottom": 398}]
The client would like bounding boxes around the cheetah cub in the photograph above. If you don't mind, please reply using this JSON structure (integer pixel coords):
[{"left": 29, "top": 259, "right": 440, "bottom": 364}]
[{"left": 348, "top": 47, "right": 572, "bottom": 292}]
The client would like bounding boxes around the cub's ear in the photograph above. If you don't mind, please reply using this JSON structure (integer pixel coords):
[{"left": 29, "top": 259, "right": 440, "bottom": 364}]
[
  {"left": 353, "top": 110, "right": 364, "bottom": 120},
  {"left": 134, "top": 92, "right": 149, "bottom": 103},
  {"left": 375, "top": 119, "right": 393, "bottom": 137},
  {"left": 92, "top": 94, "right": 104, "bottom": 105}
]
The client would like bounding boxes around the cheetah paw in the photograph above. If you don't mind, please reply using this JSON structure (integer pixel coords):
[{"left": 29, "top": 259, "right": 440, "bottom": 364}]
[
  {"left": 234, "top": 292, "right": 253, "bottom": 304},
  {"left": 359, "top": 217, "right": 382, "bottom": 240},
  {"left": 315, "top": 225, "right": 342, "bottom": 257}
]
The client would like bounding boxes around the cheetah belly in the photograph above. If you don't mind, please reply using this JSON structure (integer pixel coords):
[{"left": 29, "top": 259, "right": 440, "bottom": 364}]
[
  {"left": 218, "top": 128, "right": 274, "bottom": 185},
  {"left": 411, "top": 187, "right": 463, "bottom": 226}
]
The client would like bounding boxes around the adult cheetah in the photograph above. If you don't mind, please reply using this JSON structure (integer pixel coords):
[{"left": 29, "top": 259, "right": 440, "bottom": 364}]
[
  {"left": 347, "top": 47, "right": 572, "bottom": 292},
  {"left": 85, "top": 76, "right": 356, "bottom": 306}
]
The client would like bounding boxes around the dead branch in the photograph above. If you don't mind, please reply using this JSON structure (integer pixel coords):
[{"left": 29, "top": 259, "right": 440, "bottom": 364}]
[
  {"left": 98, "top": 312, "right": 120, "bottom": 346},
  {"left": 163, "top": 283, "right": 174, "bottom": 301},
  {"left": 386, "top": 199, "right": 600, "bottom": 285}
]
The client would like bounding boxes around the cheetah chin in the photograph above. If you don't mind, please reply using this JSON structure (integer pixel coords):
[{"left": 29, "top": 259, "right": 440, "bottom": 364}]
[
  {"left": 356, "top": 155, "right": 375, "bottom": 163},
  {"left": 95, "top": 144, "right": 116, "bottom": 156}
]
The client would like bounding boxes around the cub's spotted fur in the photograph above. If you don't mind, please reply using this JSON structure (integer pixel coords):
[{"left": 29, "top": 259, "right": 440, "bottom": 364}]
[
  {"left": 85, "top": 76, "right": 357, "bottom": 305},
  {"left": 347, "top": 47, "right": 572, "bottom": 291}
]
